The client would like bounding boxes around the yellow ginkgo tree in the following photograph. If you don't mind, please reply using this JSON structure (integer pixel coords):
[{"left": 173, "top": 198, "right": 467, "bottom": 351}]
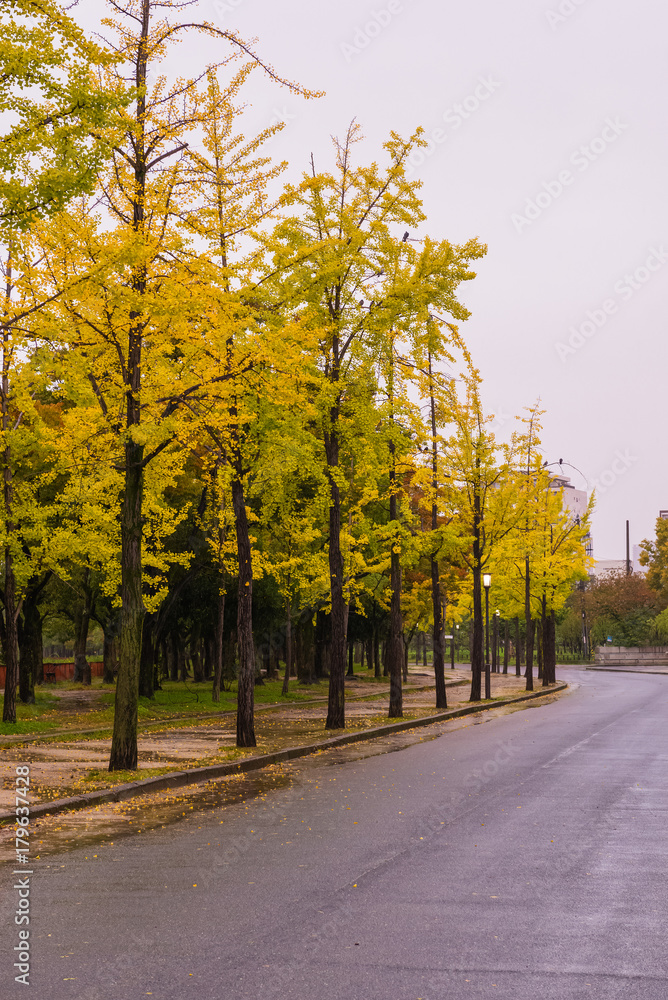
[
  {"left": 27, "top": 0, "right": 320, "bottom": 767},
  {"left": 0, "top": 0, "right": 128, "bottom": 230},
  {"left": 265, "top": 122, "right": 485, "bottom": 729}
]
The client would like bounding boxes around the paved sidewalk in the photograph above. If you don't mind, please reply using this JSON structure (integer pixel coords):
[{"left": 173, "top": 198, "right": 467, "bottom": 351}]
[
  {"left": 0, "top": 668, "right": 528, "bottom": 811},
  {"left": 0, "top": 674, "right": 568, "bottom": 865}
]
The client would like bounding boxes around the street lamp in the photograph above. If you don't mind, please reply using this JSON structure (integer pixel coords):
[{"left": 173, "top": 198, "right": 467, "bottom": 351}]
[{"left": 483, "top": 574, "right": 491, "bottom": 698}]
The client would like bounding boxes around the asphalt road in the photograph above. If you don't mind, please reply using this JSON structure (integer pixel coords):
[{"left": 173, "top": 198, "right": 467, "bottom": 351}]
[{"left": 3, "top": 666, "right": 668, "bottom": 1000}]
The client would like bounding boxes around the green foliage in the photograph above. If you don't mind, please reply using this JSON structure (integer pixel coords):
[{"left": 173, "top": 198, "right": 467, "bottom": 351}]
[
  {"left": 0, "top": 0, "right": 129, "bottom": 228},
  {"left": 585, "top": 570, "right": 662, "bottom": 648},
  {"left": 640, "top": 516, "right": 668, "bottom": 608},
  {"left": 0, "top": 4, "right": 592, "bottom": 746}
]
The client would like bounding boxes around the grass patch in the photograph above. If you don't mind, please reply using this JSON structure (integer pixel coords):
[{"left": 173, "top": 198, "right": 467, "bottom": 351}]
[
  {"left": 0, "top": 691, "right": 74, "bottom": 735},
  {"left": 1, "top": 673, "right": 434, "bottom": 741},
  {"left": 0, "top": 678, "right": 334, "bottom": 739},
  {"left": 82, "top": 766, "right": 178, "bottom": 787}
]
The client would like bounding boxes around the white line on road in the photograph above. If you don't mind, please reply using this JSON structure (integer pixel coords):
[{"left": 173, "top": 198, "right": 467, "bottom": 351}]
[{"left": 542, "top": 711, "right": 640, "bottom": 768}]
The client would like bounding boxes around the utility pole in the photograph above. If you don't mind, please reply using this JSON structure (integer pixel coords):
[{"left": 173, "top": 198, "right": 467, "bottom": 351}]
[{"left": 625, "top": 519, "right": 630, "bottom": 575}]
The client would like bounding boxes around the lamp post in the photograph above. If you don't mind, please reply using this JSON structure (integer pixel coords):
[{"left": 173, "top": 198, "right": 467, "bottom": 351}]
[
  {"left": 483, "top": 574, "right": 491, "bottom": 698},
  {"left": 492, "top": 608, "right": 501, "bottom": 674}
]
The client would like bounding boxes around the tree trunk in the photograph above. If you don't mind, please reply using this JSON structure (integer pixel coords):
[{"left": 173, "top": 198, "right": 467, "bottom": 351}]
[
  {"left": 544, "top": 607, "right": 556, "bottom": 685},
  {"left": 297, "top": 615, "right": 314, "bottom": 685},
  {"left": 108, "top": 0, "right": 149, "bottom": 771},
  {"left": 314, "top": 610, "right": 325, "bottom": 680},
  {"left": 102, "top": 632, "right": 114, "bottom": 684},
  {"left": 232, "top": 475, "right": 256, "bottom": 747},
  {"left": 524, "top": 555, "right": 534, "bottom": 692},
  {"left": 269, "top": 644, "right": 279, "bottom": 681},
  {"left": 347, "top": 641, "right": 354, "bottom": 677},
  {"left": 1, "top": 553, "right": 19, "bottom": 722},
  {"left": 102, "top": 615, "right": 120, "bottom": 684},
  {"left": 373, "top": 627, "right": 381, "bottom": 679},
  {"left": 260, "top": 642, "right": 270, "bottom": 679},
  {"left": 224, "top": 629, "right": 237, "bottom": 686},
  {"left": 282, "top": 599, "right": 292, "bottom": 696},
  {"left": 73, "top": 572, "right": 92, "bottom": 685},
  {"left": 388, "top": 509, "right": 403, "bottom": 718},
  {"left": 109, "top": 437, "right": 144, "bottom": 770},
  {"left": 515, "top": 617, "right": 521, "bottom": 677},
  {"left": 503, "top": 619, "right": 509, "bottom": 674},
  {"left": 158, "top": 636, "right": 168, "bottom": 686},
  {"left": 18, "top": 586, "right": 43, "bottom": 698},
  {"left": 138, "top": 613, "right": 155, "bottom": 698},
  {"left": 191, "top": 629, "right": 204, "bottom": 683},
  {"left": 178, "top": 640, "right": 187, "bottom": 681},
  {"left": 17, "top": 613, "right": 35, "bottom": 705},
  {"left": 431, "top": 560, "right": 447, "bottom": 708},
  {"left": 428, "top": 354, "right": 446, "bottom": 707},
  {"left": 537, "top": 600, "right": 544, "bottom": 681},
  {"left": 1, "top": 253, "right": 19, "bottom": 722},
  {"left": 169, "top": 631, "right": 179, "bottom": 682},
  {"left": 325, "top": 465, "right": 346, "bottom": 728},
  {"left": 212, "top": 583, "right": 226, "bottom": 702}
]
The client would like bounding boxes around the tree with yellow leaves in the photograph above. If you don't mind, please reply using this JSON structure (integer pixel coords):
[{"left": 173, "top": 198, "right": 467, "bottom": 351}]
[
  {"left": 0, "top": 0, "right": 129, "bottom": 230},
  {"left": 266, "top": 122, "right": 485, "bottom": 728},
  {"left": 435, "top": 376, "right": 535, "bottom": 702},
  {"left": 26, "top": 0, "right": 320, "bottom": 766}
]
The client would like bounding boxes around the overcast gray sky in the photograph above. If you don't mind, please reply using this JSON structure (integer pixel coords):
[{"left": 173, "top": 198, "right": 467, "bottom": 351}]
[{"left": 84, "top": 0, "right": 668, "bottom": 559}]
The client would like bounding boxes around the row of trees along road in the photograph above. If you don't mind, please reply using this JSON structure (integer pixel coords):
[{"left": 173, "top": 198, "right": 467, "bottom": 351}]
[{"left": 0, "top": 0, "right": 592, "bottom": 769}]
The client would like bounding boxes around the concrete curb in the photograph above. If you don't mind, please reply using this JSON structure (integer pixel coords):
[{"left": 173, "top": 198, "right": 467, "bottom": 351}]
[
  {"left": 0, "top": 683, "right": 567, "bottom": 825},
  {"left": 586, "top": 666, "right": 668, "bottom": 676}
]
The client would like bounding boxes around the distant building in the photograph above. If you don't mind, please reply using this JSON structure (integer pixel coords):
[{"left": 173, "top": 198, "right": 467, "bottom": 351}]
[
  {"left": 548, "top": 474, "right": 588, "bottom": 522},
  {"left": 593, "top": 550, "right": 646, "bottom": 578},
  {"left": 660, "top": 510, "right": 668, "bottom": 520},
  {"left": 632, "top": 544, "right": 646, "bottom": 575},
  {"left": 592, "top": 559, "right": 626, "bottom": 578}
]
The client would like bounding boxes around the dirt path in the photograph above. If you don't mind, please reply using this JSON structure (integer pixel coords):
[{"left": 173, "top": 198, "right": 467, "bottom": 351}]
[
  {"left": 0, "top": 682, "right": 568, "bottom": 865},
  {"left": 0, "top": 670, "right": 529, "bottom": 810}
]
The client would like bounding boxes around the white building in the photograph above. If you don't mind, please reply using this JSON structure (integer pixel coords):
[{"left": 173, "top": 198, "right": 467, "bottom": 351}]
[
  {"left": 548, "top": 474, "right": 588, "bottom": 522},
  {"left": 592, "top": 559, "right": 626, "bottom": 579},
  {"left": 592, "top": 548, "right": 645, "bottom": 579}
]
